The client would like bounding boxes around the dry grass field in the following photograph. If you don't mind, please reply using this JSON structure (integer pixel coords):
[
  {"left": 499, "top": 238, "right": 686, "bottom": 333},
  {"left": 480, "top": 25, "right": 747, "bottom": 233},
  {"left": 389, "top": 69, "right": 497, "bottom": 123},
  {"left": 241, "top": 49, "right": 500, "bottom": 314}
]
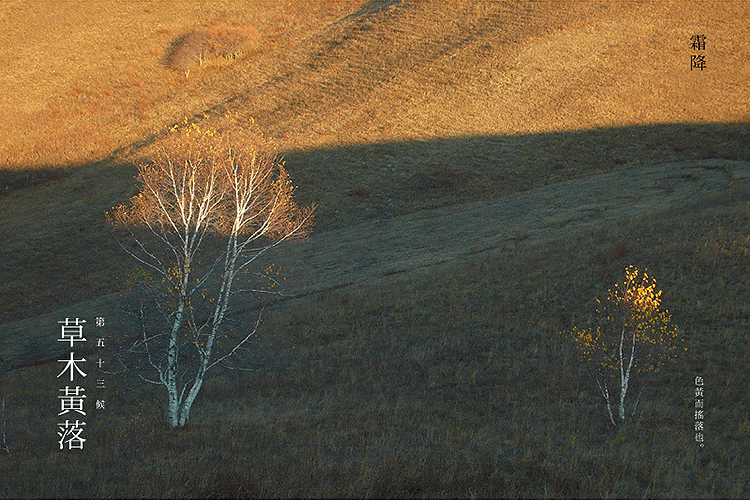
[{"left": 1, "top": 0, "right": 749, "bottom": 497}]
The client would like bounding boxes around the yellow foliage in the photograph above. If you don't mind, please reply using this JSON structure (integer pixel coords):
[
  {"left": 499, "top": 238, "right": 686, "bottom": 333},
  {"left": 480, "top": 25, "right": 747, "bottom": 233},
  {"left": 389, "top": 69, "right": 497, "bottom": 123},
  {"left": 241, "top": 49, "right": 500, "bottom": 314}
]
[
  {"left": 108, "top": 113, "right": 315, "bottom": 243},
  {"left": 567, "top": 266, "right": 681, "bottom": 374},
  {"left": 125, "top": 267, "right": 154, "bottom": 288}
]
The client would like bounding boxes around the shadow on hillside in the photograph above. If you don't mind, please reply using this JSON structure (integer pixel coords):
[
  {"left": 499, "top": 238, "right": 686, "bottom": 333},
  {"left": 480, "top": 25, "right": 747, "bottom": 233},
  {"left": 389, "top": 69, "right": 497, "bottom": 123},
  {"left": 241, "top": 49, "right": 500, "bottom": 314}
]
[
  {"left": 280, "top": 122, "right": 750, "bottom": 232},
  {"left": 1, "top": 121, "right": 749, "bottom": 368},
  {"left": 0, "top": 168, "right": 74, "bottom": 197}
]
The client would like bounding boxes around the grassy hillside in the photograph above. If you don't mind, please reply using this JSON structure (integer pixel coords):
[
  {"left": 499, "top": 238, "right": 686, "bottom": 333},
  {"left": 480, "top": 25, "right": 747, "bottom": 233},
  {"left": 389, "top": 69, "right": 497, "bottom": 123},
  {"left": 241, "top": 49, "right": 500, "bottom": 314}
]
[{"left": 1, "top": 0, "right": 749, "bottom": 497}]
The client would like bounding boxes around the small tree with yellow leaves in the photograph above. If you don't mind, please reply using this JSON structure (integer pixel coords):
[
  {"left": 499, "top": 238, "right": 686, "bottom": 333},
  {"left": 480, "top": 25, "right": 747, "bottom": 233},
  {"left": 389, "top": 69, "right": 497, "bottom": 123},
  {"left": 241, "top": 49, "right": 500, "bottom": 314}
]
[
  {"left": 107, "top": 118, "right": 315, "bottom": 428},
  {"left": 568, "top": 266, "right": 681, "bottom": 427}
]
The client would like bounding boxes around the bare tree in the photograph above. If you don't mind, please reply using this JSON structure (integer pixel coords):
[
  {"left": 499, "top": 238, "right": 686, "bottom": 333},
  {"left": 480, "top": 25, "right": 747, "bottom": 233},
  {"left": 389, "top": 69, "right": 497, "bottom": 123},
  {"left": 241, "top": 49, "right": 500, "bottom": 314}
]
[
  {"left": 107, "top": 122, "right": 315, "bottom": 428},
  {"left": 567, "top": 266, "right": 683, "bottom": 427}
]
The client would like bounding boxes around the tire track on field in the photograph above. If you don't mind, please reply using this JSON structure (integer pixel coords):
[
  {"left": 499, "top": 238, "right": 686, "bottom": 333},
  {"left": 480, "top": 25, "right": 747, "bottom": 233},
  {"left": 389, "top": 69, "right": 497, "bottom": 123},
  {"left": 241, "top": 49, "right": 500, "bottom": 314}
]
[
  {"left": 238, "top": 0, "right": 603, "bottom": 138},
  {"left": 253, "top": 159, "right": 748, "bottom": 305}
]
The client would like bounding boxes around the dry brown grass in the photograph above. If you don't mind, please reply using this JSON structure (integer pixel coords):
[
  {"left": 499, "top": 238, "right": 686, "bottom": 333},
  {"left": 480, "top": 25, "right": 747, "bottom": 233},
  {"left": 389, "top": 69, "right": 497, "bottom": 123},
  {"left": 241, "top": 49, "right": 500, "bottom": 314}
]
[
  {"left": 1, "top": 0, "right": 749, "bottom": 497},
  {"left": 0, "top": 0, "right": 361, "bottom": 169}
]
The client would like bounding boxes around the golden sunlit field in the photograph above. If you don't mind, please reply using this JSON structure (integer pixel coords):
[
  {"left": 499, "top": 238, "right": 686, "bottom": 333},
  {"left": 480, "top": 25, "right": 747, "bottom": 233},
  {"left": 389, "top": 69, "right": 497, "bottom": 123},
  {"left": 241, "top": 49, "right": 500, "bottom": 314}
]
[{"left": 1, "top": 0, "right": 749, "bottom": 497}]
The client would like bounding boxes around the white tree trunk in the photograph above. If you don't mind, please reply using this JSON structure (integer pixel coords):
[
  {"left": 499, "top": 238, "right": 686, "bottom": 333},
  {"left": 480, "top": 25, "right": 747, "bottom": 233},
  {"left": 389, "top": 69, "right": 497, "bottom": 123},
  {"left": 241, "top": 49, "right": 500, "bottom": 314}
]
[
  {"left": 618, "top": 373, "right": 628, "bottom": 422},
  {"left": 166, "top": 297, "right": 186, "bottom": 428},
  {"left": 616, "top": 324, "right": 637, "bottom": 424},
  {"left": 178, "top": 374, "right": 204, "bottom": 427}
]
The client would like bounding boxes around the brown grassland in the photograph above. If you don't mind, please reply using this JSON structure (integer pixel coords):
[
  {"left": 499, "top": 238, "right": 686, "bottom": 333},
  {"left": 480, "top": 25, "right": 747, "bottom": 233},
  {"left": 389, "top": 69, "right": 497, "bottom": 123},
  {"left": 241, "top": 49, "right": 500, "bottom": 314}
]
[{"left": 1, "top": 0, "right": 749, "bottom": 497}]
